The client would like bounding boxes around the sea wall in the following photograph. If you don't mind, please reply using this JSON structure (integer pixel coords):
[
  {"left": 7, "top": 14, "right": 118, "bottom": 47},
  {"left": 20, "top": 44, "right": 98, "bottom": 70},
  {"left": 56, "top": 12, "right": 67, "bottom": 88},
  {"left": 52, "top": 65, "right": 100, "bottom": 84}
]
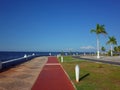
[{"left": 0, "top": 55, "right": 37, "bottom": 71}]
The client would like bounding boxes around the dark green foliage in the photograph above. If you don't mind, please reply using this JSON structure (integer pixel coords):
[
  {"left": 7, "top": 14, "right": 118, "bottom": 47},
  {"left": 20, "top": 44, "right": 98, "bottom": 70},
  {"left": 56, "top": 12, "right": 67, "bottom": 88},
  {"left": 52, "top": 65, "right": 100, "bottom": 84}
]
[
  {"left": 107, "top": 36, "right": 117, "bottom": 45},
  {"left": 114, "top": 46, "right": 120, "bottom": 52},
  {"left": 101, "top": 46, "right": 106, "bottom": 51},
  {"left": 90, "top": 24, "right": 107, "bottom": 35}
]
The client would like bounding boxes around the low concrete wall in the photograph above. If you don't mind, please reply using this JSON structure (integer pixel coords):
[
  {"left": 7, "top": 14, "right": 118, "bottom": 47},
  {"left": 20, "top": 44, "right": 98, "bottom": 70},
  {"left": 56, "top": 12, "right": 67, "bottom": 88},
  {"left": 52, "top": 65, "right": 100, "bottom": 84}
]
[{"left": 0, "top": 55, "right": 37, "bottom": 70}]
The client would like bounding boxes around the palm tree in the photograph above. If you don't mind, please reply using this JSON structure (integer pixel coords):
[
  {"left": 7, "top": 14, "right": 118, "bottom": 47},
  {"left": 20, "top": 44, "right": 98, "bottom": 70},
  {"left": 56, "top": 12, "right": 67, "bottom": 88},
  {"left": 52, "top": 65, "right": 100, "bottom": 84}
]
[
  {"left": 114, "top": 46, "right": 120, "bottom": 55},
  {"left": 107, "top": 36, "right": 117, "bottom": 56},
  {"left": 118, "top": 46, "right": 120, "bottom": 52},
  {"left": 101, "top": 46, "right": 106, "bottom": 52},
  {"left": 101, "top": 46, "right": 106, "bottom": 55},
  {"left": 91, "top": 24, "right": 107, "bottom": 58},
  {"left": 114, "top": 46, "right": 118, "bottom": 52}
]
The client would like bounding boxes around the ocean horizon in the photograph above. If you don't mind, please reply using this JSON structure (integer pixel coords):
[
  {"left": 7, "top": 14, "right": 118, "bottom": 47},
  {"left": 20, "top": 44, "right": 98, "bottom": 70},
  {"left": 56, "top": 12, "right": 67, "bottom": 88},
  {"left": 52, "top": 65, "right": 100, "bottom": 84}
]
[{"left": 0, "top": 51, "right": 95, "bottom": 62}]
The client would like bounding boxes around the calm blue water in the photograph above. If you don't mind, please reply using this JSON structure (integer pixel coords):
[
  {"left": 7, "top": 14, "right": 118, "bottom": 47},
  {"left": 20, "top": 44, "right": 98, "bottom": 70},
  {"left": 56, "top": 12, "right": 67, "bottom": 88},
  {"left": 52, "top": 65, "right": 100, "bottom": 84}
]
[
  {"left": 0, "top": 51, "right": 94, "bottom": 62},
  {"left": 0, "top": 51, "right": 52, "bottom": 62}
]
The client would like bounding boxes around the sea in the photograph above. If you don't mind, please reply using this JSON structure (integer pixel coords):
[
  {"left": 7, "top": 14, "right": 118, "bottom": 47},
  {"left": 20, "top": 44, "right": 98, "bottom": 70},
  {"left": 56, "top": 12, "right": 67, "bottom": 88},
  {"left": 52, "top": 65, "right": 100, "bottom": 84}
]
[
  {"left": 0, "top": 51, "right": 57, "bottom": 62},
  {"left": 0, "top": 51, "right": 94, "bottom": 62}
]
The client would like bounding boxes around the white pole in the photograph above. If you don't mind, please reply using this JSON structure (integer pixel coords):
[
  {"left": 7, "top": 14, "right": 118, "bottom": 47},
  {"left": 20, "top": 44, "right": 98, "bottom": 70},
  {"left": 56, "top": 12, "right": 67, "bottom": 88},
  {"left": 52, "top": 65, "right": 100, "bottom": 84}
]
[
  {"left": 97, "top": 36, "right": 100, "bottom": 59},
  {"left": 61, "top": 56, "right": 63, "bottom": 63},
  {"left": 97, "top": 51, "right": 100, "bottom": 59},
  {"left": 75, "top": 64, "right": 80, "bottom": 82},
  {"left": 111, "top": 45, "right": 113, "bottom": 56}
]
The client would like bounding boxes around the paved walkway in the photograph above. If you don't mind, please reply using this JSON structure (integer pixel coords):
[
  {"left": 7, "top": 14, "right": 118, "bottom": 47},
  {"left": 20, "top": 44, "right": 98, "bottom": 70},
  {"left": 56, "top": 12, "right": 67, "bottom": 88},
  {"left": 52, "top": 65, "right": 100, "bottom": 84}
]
[
  {"left": 0, "top": 57, "right": 47, "bottom": 90},
  {"left": 32, "top": 57, "right": 75, "bottom": 90}
]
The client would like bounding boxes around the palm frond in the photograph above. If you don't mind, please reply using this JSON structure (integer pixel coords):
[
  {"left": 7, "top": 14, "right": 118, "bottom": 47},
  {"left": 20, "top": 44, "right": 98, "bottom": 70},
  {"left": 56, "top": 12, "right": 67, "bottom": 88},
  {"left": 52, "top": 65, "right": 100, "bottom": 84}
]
[
  {"left": 90, "top": 24, "right": 107, "bottom": 35},
  {"left": 90, "top": 29, "right": 96, "bottom": 33},
  {"left": 107, "top": 36, "right": 117, "bottom": 45}
]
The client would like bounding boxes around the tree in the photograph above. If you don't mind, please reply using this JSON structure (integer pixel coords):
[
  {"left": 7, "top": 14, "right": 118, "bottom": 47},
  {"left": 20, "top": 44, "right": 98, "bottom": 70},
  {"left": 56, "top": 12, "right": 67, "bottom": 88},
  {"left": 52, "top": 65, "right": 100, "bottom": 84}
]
[
  {"left": 118, "top": 46, "right": 120, "bottom": 52},
  {"left": 114, "top": 46, "right": 119, "bottom": 55},
  {"left": 101, "top": 46, "right": 106, "bottom": 55},
  {"left": 101, "top": 46, "right": 106, "bottom": 52},
  {"left": 114, "top": 46, "right": 120, "bottom": 55},
  {"left": 114, "top": 46, "right": 118, "bottom": 52},
  {"left": 107, "top": 36, "right": 117, "bottom": 56},
  {"left": 91, "top": 24, "right": 107, "bottom": 58}
]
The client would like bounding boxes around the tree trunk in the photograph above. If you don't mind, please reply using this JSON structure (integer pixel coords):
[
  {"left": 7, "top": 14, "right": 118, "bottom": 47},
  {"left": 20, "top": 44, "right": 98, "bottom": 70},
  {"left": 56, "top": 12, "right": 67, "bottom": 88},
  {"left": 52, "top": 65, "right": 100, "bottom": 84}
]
[
  {"left": 111, "top": 44, "right": 113, "bottom": 56},
  {"left": 97, "top": 35, "right": 100, "bottom": 59}
]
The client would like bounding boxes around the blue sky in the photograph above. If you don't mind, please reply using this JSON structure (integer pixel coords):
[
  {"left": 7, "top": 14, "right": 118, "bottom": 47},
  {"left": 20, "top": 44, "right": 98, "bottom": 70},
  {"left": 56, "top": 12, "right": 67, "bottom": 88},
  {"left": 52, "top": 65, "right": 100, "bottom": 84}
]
[{"left": 0, "top": 0, "right": 120, "bottom": 52}]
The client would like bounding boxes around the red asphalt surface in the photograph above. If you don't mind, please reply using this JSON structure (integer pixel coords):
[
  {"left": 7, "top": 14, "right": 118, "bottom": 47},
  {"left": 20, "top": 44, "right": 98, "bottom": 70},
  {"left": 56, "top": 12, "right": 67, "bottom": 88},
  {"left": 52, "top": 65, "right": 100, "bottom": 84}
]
[{"left": 32, "top": 57, "right": 75, "bottom": 90}]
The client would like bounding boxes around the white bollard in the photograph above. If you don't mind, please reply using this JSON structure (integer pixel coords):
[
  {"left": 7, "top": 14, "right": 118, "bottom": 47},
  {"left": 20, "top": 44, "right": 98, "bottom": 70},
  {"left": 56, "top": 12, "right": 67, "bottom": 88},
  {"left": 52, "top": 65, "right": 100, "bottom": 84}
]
[
  {"left": 61, "top": 56, "right": 63, "bottom": 63},
  {"left": 75, "top": 64, "right": 80, "bottom": 82},
  {"left": 65, "top": 53, "right": 68, "bottom": 56},
  {"left": 76, "top": 53, "right": 78, "bottom": 55},
  {"left": 49, "top": 53, "right": 51, "bottom": 56},
  {"left": 84, "top": 53, "right": 86, "bottom": 56},
  {"left": 24, "top": 54, "right": 27, "bottom": 58},
  {"left": 32, "top": 53, "right": 35, "bottom": 56},
  {"left": 57, "top": 54, "right": 59, "bottom": 58}
]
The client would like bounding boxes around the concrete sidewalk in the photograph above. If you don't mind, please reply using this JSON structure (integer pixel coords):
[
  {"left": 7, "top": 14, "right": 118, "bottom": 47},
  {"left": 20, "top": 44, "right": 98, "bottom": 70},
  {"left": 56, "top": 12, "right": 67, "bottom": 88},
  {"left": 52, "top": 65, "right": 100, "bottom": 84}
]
[
  {"left": 0, "top": 57, "right": 47, "bottom": 90},
  {"left": 32, "top": 57, "right": 75, "bottom": 90}
]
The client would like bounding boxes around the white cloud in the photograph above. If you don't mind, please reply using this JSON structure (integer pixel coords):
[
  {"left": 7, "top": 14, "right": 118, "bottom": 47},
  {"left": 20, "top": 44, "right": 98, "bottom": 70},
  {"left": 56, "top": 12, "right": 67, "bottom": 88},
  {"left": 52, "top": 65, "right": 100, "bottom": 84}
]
[
  {"left": 80, "top": 46, "right": 95, "bottom": 50},
  {"left": 63, "top": 48, "right": 74, "bottom": 51}
]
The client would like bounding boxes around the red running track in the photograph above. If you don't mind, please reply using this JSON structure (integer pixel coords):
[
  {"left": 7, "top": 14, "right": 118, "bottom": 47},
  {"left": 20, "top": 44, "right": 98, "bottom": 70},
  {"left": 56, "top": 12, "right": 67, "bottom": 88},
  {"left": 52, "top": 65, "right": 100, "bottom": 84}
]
[{"left": 32, "top": 57, "right": 75, "bottom": 90}]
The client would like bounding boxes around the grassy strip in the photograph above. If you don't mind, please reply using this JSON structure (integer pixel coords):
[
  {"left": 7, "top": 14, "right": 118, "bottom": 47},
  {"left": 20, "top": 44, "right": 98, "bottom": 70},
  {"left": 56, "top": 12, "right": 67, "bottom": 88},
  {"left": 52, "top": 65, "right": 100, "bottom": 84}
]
[{"left": 60, "top": 56, "right": 120, "bottom": 90}]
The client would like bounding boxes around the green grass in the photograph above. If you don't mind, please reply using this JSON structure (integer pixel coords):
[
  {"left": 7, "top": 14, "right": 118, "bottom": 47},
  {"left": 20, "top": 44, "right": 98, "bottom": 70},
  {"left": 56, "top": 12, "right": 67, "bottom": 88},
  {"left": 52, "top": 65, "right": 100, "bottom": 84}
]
[{"left": 60, "top": 56, "right": 120, "bottom": 90}]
